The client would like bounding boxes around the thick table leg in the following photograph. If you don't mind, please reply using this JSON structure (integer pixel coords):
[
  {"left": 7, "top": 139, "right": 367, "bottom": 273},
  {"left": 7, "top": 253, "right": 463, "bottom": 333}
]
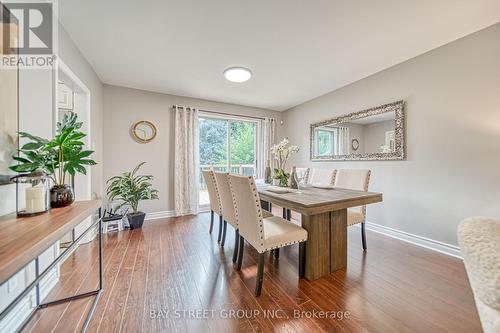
[
  {"left": 301, "top": 212, "right": 331, "bottom": 280},
  {"left": 330, "top": 209, "right": 348, "bottom": 272}
]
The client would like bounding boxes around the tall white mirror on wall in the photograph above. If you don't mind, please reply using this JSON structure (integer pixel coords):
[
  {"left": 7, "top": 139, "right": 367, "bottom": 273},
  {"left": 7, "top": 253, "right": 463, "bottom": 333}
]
[{"left": 310, "top": 100, "right": 405, "bottom": 161}]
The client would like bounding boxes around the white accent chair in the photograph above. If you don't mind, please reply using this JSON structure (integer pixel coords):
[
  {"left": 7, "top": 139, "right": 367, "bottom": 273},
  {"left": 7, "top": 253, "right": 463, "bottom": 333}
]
[
  {"left": 458, "top": 217, "right": 500, "bottom": 333},
  {"left": 229, "top": 174, "right": 308, "bottom": 296},
  {"left": 334, "top": 169, "right": 371, "bottom": 250},
  {"left": 308, "top": 168, "right": 337, "bottom": 186},
  {"left": 201, "top": 170, "right": 224, "bottom": 244}
]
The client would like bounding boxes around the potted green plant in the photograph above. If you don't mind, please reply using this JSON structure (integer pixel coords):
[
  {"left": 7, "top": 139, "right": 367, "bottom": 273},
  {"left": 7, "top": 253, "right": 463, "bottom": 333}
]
[
  {"left": 10, "top": 112, "right": 96, "bottom": 208},
  {"left": 106, "top": 162, "right": 159, "bottom": 229},
  {"left": 270, "top": 138, "right": 300, "bottom": 186}
]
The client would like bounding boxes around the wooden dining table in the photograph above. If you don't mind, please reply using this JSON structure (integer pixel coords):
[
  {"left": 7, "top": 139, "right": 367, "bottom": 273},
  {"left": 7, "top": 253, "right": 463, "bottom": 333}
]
[{"left": 258, "top": 185, "right": 383, "bottom": 280}]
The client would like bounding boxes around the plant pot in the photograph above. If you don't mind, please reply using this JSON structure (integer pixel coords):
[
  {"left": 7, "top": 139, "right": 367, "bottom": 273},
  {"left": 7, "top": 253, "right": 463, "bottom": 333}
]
[
  {"left": 50, "top": 185, "right": 75, "bottom": 208},
  {"left": 127, "top": 212, "right": 146, "bottom": 229},
  {"left": 272, "top": 178, "right": 280, "bottom": 186}
]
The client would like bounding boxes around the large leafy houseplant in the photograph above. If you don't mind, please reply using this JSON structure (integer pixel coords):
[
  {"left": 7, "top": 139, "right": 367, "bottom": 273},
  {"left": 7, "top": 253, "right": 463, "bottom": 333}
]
[
  {"left": 10, "top": 112, "right": 96, "bottom": 207},
  {"left": 106, "top": 162, "right": 159, "bottom": 229}
]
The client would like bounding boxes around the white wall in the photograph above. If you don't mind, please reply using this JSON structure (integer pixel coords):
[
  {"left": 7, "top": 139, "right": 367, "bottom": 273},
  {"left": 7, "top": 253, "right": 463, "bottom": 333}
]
[
  {"left": 363, "top": 120, "right": 394, "bottom": 153},
  {"left": 282, "top": 23, "right": 500, "bottom": 246},
  {"left": 103, "top": 85, "right": 282, "bottom": 214}
]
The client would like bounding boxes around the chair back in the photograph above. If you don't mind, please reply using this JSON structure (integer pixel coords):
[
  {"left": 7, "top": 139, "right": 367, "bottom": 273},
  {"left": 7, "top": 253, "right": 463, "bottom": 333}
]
[
  {"left": 201, "top": 169, "right": 222, "bottom": 214},
  {"left": 308, "top": 168, "right": 337, "bottom": 185},
  {"left": 214, "top": 172, "right": 237, "bottom": 227},
  {"left": 335, "top": 169, "right": 371, "bottom": 215},
  {"left": 229, "top": 174, "right": 264, "bottom": 249}
]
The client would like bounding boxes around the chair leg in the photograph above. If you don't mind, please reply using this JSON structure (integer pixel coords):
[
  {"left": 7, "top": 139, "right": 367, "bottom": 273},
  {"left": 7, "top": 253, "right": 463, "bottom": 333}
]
[
  {"left": 361, "top": 222, "right": 367, "bottom": 251},
  {"left": 221, "top": 220, "right": 227, "bottom": 247},
  {"left": 287, "top": 209, "right": 291, "bottom": 221},
  {"left": 217, "top": 215, "right": 223, "bottom": 244},
  {"left": 232, "top": 229, "right": 239, "bottom": 263},
  {"left": 237, "top": 235, "right": 244, "bottom": 270},
  {"left": 282, "top": 207, "right": 287, "bottom": 219},
  {"left": 255, "top": 253, "right": 265, "bottom": 296},
  {"left": 274, "top": 248, "right": 279, "bottom": 259},
  {"left": 209, "top": 211, "right": 214, "bottom": 234},
  {"left": 299, "top": 242, "right": 305, "bottom": 278}
]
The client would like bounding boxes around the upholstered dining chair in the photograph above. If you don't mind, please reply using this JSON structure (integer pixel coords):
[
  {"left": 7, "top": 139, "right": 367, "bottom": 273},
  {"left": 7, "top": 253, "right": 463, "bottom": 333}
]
[
  {"left": 308, "top": 168, "right": 337, "bottom": 186},
  {"left": 334, "top": 169, "right": 371, "bottom": 250},
  {"left": 201, "top": 170, "right": 224, "bottom": 244},
  {"left": 214, "top": 172, "right": 240, "bottom": 260},
  {"left": 229, "top": 174, "right": 308, "bottom": 296}
]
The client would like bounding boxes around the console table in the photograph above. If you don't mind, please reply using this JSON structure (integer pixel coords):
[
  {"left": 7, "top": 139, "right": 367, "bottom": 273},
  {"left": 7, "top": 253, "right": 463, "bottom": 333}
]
[{"left": 0, "top": 200, "right": 102, "bottom": 333}]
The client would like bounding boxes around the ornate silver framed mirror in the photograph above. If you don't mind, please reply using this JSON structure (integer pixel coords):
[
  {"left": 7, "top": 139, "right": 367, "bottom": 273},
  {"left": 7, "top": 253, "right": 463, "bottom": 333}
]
[{"left": 310, "top": 100, "right": 405, "bottom": 161}]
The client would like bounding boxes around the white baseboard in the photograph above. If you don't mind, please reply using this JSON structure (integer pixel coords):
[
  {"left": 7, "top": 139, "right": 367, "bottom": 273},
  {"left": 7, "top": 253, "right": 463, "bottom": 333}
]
[
  {"left": 145, "top": 210, "right": 176, "bottom": 220},
  {"left": 0, "top": 266, "right": 59, "bottom": 333},
  {"left": 39, "top": 267, "right": 59, "bottom": 300},
  {"left": 145, "top": 207, "right": 211, "bottom": 221},
  {"left": 362, "top": 221, "right": 462, "bottom": 259},
  {"left": 0, "top": 290, "right": 36, "bottom": 333}
]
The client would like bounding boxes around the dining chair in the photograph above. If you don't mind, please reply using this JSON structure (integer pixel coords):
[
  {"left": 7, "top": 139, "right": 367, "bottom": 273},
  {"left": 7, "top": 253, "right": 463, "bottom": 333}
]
[
  {"left": 334, "top": 169, "right": 371, "bottom": 250},
  {"left": 229, "top": 174, "right": 308, "bottom": 296},
  {"left": 201, "top": 170, "right": 224, "bottom": 244},
  {"left": 214, "top": 172, "right": 240, "bottom": 260},
  {"left": 308, "top": 168, "right": 337, "bottom": 186}
]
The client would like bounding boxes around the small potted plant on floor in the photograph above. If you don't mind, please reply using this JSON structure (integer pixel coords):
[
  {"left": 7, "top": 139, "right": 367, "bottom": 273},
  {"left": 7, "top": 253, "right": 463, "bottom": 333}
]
[
  {"left": 106, "top": 162, "right": 159, "bottom": 229},
  {"left": 10, "top": 112, "right": 96, "bottom": 208}
]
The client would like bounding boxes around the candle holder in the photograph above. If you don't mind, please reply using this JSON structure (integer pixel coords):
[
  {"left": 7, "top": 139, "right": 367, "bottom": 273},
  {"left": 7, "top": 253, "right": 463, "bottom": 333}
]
[{"left": 11, "top": 171, "right": 50, "bottom": 217}]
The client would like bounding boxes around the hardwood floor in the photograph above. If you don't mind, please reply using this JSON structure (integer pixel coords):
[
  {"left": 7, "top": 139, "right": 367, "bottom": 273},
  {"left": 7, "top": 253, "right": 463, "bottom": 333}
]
[{"left": 22, "top": 211, "right": 481, "bottom": 332}]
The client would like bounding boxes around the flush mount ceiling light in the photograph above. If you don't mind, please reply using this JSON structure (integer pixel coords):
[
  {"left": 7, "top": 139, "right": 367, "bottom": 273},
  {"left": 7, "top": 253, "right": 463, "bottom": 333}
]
[{"left": 224, "top": 67, "right": 252, "bottom": 83}]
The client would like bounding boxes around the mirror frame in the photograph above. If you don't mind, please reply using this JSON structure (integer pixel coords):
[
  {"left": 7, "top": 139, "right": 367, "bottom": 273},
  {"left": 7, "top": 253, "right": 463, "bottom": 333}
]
[{"left": 310, "top": 100, "right": 405, "bottom": 161}]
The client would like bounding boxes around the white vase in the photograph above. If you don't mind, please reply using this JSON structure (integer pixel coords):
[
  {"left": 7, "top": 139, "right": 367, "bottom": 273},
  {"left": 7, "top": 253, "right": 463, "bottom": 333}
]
[{"left": 272, "top": 179, "right": 280, "bottom": 186}]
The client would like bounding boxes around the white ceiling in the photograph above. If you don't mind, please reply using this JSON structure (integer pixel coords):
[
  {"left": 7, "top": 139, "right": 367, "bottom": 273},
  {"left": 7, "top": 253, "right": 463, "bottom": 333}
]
[{"left": 59, "top": 0, "right": 500, "bottom": 111}]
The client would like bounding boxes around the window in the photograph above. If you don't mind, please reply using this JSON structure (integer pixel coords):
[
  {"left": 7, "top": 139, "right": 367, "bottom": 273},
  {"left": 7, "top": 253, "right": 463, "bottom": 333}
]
[
  {"left": 198, "top": 114, "right": 259, "bottom": 206},
  {"left": 314, "top": 128, "right": 338, "bottom": 156}
]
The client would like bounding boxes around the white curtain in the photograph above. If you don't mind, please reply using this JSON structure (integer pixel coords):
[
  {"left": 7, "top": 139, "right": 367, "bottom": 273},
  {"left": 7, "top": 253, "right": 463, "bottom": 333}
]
[
  {"left": 338, "top": 126, "right": 349, "bottom": 155},
  {"left": 174, "top": 106, "right": 199, "bottom": 216},
  {"left": 258, "top": 118, "right": 276, "bottom": 178}
]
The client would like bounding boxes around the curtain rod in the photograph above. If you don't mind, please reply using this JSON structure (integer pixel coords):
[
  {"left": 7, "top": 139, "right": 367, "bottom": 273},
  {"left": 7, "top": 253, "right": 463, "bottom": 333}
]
[{"left": 172, "top": 105, "right": 273, "bottom": 121}]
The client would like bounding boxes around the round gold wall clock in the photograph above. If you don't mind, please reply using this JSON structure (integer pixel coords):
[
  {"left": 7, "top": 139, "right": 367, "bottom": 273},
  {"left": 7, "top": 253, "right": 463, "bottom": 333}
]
[{"left": 131, "top": 121, "right": 157, "bottom": 143}]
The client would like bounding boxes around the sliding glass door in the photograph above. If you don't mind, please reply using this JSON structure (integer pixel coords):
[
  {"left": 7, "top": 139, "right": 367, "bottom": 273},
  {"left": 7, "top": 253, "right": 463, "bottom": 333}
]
[{"left": 199, "top": 115, "right": 258, "bottom": 206}]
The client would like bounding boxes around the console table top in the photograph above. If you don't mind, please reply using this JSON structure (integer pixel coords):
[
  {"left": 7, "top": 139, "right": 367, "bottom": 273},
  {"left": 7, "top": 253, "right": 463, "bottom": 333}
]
[{"left": 0, "top": 200, "right": 101, "bottom": 285}]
